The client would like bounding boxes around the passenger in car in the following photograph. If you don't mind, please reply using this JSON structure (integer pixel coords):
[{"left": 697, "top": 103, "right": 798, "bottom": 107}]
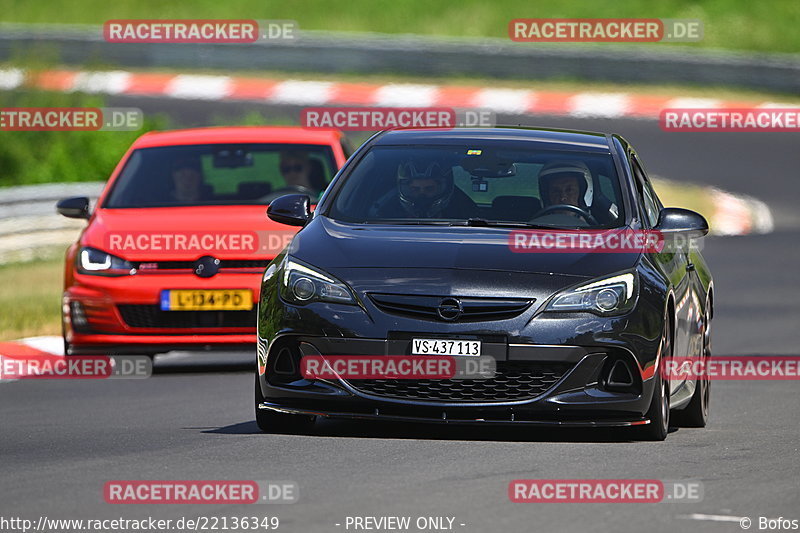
[
  {"left": 279, "top": 151, "right": 315, "bottom": 190},
  {"left": 370, "top": 160, "right": 478, "bottom": 219}
]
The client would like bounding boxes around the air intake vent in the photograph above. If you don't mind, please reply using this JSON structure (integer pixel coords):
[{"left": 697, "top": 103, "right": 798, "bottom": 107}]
[{"left": 369, "top": 293, "right": 533, "bottom": 322}]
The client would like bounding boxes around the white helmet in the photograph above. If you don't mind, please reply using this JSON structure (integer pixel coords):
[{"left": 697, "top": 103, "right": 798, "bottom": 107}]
[{"left": 538, "top": 160, "right": 594, "bottom": 208}]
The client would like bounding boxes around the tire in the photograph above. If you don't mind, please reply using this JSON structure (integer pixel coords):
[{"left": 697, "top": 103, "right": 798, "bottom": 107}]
[
  {"left": 254, "top": 374, "right": 315, "bottom": 433},
  {"left": 636, "top": 317, "right": 672, "bottom": 441},
  {"left": 673, "top": 297, "right": 711, "bottom": 428}
]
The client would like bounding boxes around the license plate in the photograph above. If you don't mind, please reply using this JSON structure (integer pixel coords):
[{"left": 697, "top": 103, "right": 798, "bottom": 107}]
[
  {"left": 411, "top": 338, "right": 481, "bottom": 356},
  {"left": 160, "top": 289, "right": 253, "bottom": 311}
]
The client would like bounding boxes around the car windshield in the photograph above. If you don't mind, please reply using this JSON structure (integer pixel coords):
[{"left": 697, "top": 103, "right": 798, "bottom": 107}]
[
  {"left": 327, "top": 144, "right": 625, "bottom": 229},
  {"left": 104, "top": 143, "right": 337, "bottom": 208}
]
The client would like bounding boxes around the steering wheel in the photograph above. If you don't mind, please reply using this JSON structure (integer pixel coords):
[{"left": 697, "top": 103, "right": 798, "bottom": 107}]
[
  {"left": 532, "top": 204, "right": 598, "bottom": 225},
  {"left": 261, "top": 186, "right": 316, "bottom": 204}
]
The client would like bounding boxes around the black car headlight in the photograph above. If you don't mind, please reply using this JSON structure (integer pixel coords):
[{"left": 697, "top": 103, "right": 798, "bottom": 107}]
[
  {"left": 280, "top": 258, "right": 356, "bottom": 305},
  {"left": 77, "top": 247, "right": 134, "bottom": 276},
  {"left": 545, "top": 271, "right": 637, "bottom": 316}
]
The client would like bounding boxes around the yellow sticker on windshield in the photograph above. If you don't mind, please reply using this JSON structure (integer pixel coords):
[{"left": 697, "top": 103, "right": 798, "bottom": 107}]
[{"left": 466, "top": 149, "right": 482, "bottom": 155}]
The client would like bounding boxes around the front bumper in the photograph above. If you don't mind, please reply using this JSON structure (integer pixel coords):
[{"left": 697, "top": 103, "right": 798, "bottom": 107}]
[
  {"left": 258, "top": 336, "right": 658, "bottom": 424},
  {"left": 256, "top": 264, "right": 666, "bottom": 424},
  {"left": 63, "top": 271, "right": 261, "bottom": 353}
]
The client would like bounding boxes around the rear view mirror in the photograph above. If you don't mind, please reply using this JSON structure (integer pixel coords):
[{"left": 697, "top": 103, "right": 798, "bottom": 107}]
[
  {"left": 56, "top": 197, "right": 90, "bottom": 219},
  {"left": 213, "top": 148, "right": 253, "bottom": 168},
  {"left": 267, "top": 194, "right": 311, "bottom": 227},
  {"left": 461, "top": 155, "right": 516, "bottom": 178}
]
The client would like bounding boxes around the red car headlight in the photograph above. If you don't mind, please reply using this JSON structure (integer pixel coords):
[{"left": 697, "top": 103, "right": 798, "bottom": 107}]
[{"left": 77, "top": 247, "right": 135, "bottom": 277}]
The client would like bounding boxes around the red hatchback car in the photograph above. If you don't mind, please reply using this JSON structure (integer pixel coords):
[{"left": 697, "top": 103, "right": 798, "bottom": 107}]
[{"left": 57, "top": 126, "right": 349, "bottom": 356}]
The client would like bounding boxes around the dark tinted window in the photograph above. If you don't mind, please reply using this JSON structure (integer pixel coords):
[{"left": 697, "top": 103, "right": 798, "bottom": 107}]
[
  {"left": 632, "top": 158, "right": 660, "bottom": 227},
  {"left": 328, "top": 145, "right": 625, "bottom": 228},
  {"left": 104, "top": 143, "right": 337, "bottom": 208}
]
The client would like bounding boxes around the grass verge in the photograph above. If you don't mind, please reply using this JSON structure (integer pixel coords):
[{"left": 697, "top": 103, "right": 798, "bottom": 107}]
[
  {"left": 0, "top": 0, "right": 798, "bottom": 53},
  {"left": 0, "top": 88, "right": 168, "bottom": 188},
  {"left": 652, "top": 178, "right": 717, "bottom": 220},
  {"left": 0, "top": 254, "right": 63, "bottom": 342}
]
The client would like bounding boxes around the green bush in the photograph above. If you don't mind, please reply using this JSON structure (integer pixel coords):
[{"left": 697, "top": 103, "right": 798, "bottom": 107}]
[{"left": 0, "top": 90, "right": 168, "bottom": 187}]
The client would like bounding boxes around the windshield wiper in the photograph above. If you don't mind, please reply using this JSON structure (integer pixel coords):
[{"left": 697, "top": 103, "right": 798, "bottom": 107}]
[
  {"left": 360, "top": 218, "right": 575, "bottom": 229},
  {"left": 362, "top": 219, "right": 452, "bottom": 225},
  {"left": 449, "top": 218, "right": 555, "bottom": 229}
]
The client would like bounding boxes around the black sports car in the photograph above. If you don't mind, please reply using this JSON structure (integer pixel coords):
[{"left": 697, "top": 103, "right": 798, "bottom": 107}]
[{"left": 255, "top": 126, "right": 713, "bottom": 440}]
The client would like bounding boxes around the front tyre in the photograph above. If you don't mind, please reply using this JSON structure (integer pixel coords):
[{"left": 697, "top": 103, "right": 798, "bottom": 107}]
[
  {"left": 254, "top": 374, "right": 315, "bottom": 433},
  {"left": 636, "top": 317, "right": 672, "bottom": 441},
  {"left": 673, "top": 297, "right": 711, "bottom": 428}
]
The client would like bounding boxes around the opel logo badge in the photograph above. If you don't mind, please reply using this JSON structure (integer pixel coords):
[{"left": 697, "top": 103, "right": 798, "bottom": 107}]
[
  {"left": 437, "top": 297, "right": 463, "bottom": 321},
  {"left": 194, "top": 256, "right": 220, "bottom": 278}
]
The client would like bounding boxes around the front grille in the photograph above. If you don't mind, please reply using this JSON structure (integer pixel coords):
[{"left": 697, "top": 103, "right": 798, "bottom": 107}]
[
  {"left": 118, "top": 305, "right": 256, "bottom": 329},
  {"left": 346, "top": 362, "right": 572, "bottom": 402},
  {"left": 369, "top": 293, "right": 533, "bottom": 322},
  {"left": 135, "top": 259, "right": 269, "bottom": 271}
]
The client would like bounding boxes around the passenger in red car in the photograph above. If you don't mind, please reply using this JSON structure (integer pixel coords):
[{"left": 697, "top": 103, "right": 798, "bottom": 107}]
[{"left": 170, "top": 157, "right": 206, "bottom": 203}]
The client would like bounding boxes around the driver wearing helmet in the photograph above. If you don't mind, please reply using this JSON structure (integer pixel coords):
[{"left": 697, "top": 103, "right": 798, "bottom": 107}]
[
  {"left": 537, "top": 161, "right": 619, "bottom": 224},
  {"left": 539, "top": 161, "right": 593, "bottom": 212},
  {"left": 370, "top": 159, "right": 477, "bottom": 219}
]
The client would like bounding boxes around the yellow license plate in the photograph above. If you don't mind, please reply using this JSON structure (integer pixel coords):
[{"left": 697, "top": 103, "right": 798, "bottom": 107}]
[{"left": 161, "top": 289, "right": 253, "bottom": 311}]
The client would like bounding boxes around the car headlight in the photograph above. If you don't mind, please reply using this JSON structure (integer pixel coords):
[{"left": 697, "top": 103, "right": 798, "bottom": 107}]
[
  {"left": 280, "top": 258, "right": 356, "bottom": 305},
  {"left": 545, "top": 271, "right": 637, "bottom": 316},
  {"left": 77, "top": 247, "right": 134, "bottom": 276}
]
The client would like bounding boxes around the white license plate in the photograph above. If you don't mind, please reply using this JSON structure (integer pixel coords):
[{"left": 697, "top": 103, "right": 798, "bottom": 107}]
[{"left": 411, "top": 338, "right": 481, "bottom": 356}]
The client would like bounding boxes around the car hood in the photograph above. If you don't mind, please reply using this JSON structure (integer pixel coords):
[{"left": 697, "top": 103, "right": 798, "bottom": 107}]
[
  {"left": 289, "top": 217, "right": 640, "bottom": 279},
  {"left": 81, "top": 206, "right": 298, "bottom": 261}
]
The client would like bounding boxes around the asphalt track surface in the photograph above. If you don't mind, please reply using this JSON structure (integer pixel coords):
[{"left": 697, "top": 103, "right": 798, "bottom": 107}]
[{"left": 1, "top": 98, "right": 799, "bottom": 533}]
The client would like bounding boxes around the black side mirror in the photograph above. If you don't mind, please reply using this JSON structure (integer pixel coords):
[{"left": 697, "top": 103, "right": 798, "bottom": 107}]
[
  {"left": 655, "top": 207, "right": 709, "bottom": 237},
  {"left": 267, "top": 194, "right": 311, "bottom": 227},
  {"left": 56, "top": 197, "right": 90, "bottom": 219}
]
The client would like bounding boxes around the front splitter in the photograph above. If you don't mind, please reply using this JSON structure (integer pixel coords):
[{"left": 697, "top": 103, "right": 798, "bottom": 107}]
[{"left": 258, "top": 401, "right": 650, "bottom": 427}]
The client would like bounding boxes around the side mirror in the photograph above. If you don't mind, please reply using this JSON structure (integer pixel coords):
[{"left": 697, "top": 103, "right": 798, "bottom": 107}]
[
  {"left": 267, "top": 194, "right": 311, "bottom": 227},
  {"left": 655, "top": 207, "right": 709, "bottom": 237},
  {"left": 56, "top": 196, "right": 91, "bottom": 219}
]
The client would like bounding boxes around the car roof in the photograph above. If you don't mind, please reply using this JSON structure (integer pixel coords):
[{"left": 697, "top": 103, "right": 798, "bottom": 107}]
[
  {"left": 131, "top": 126, "right": 343, "bottom": 149},
  {"left": 373, "top": 126, "right": 612, "bottom": 152}
]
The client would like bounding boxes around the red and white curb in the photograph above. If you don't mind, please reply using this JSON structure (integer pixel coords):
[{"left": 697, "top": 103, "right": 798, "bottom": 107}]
[
  {"left": 652, "top": 177, "right": 774, "bottom": 236},
  {"left": 709, "top": 187, "right": 774, "bottom": 236},
  {"left": 0, "top": 336, "right": 63, "bottom": 382},
  {"left": 0, "top": 67, "right": 795, "bottom": 119}
]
